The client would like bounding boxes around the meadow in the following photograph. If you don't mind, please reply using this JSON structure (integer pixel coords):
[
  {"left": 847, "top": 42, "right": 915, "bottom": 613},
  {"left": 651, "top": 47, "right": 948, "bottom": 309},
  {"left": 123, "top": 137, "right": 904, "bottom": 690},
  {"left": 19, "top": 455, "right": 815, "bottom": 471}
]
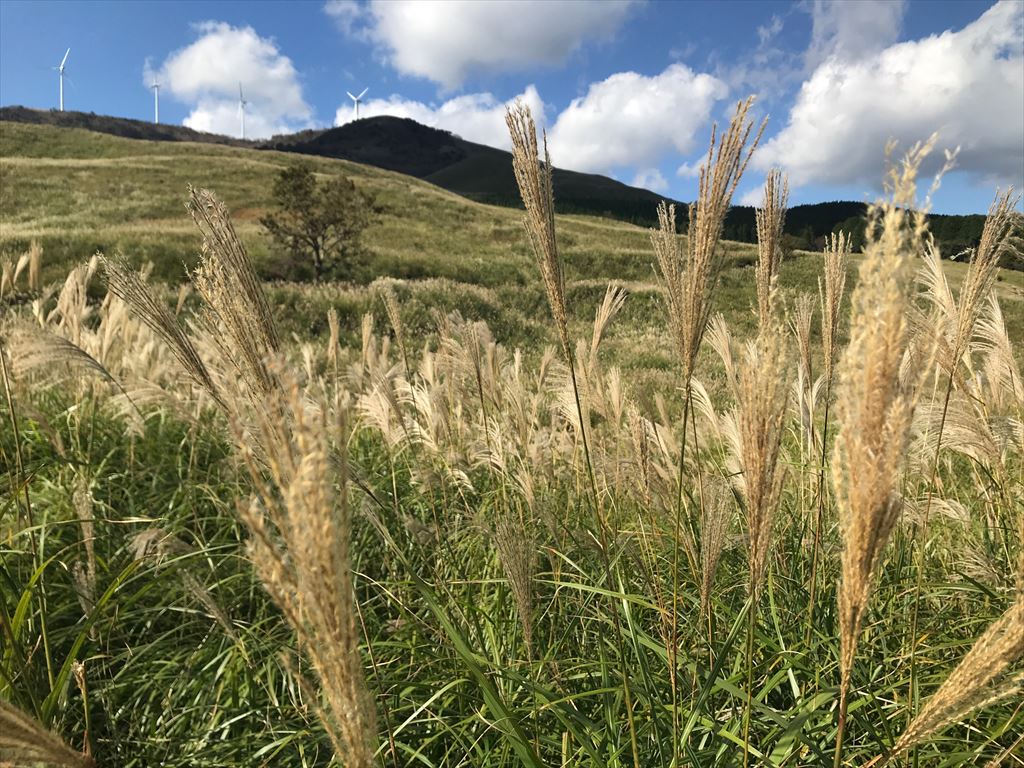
[{"left": 1, "top": 99, "right": 1022, "bottom": 768}]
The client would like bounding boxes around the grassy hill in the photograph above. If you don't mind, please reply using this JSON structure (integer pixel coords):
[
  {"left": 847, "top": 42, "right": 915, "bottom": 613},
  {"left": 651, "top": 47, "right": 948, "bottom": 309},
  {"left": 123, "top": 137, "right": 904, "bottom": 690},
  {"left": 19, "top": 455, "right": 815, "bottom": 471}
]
[
  {"left": 3, "top": 108, "right": 1024, "bottom": 768},
  {"left": 1, "top": 119, "right": 1021, "bottom": 381},
  {"left": 2, "top": 107, "right": 1004, "bottom": 252}
]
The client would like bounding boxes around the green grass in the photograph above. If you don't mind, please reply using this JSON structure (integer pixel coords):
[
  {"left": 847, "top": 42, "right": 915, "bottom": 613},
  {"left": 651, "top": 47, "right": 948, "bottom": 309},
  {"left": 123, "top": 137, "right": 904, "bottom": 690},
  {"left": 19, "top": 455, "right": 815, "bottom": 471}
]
[{"left": 2, "top": 121, "right": 1022, "bottom": 768}]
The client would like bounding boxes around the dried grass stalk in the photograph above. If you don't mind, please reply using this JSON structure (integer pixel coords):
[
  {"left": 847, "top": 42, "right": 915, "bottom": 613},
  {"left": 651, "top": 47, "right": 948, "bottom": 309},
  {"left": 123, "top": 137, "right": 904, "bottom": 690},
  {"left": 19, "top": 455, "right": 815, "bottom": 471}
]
[
  {"left": 755, "top": 169, "right": 788, "bottom": 326},
  {"left": 186, "top": 186, "right": 280, "bottom": 397},
  {"left": 819, "top": 232, "right": 850, "bottom": 390},
  {"left": 0, "top": 699, "right": 93, "bottom": 768},
  {"left": 699, "top": 478, "right": 733, "bottom": 624},
  {"left": 833, "top": 138, "right": 935, "bottom": 714},
  {"left": 884, "top": 600, "right": 1024, "bottom": 762},
  {"left": 492, "top": 510, "right": 536, "bottom": 657},
  {"left": 791, "top": 293, "right": 814, "bottom": 388},
  {"left": 236, "top": 373, "right": 377, "bottom": 767},
  {"left": 652, "top": 96, "right": 766, "bottom": 385},
  {"left": 734, "top": 320, "right": 790, "bottom": 600},
  {"left": 27, "top": 239, "right": 42, "bottom": 293},
  {"left": 506, "top": 103, "right": 569, "bottom": 358},
  {"left": 377, "top": 279, "right": 409, "bottom": 372},
  {"left": 928, "top": 189, "right": 1021, "bottom": 377}
]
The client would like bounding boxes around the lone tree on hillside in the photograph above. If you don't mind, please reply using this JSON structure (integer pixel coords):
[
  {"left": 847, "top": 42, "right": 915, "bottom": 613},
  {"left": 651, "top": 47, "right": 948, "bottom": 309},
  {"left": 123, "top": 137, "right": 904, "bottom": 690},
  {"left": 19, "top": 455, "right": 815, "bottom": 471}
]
[{"left": 260, "top": 163, "right": 374, "bottom": 281}]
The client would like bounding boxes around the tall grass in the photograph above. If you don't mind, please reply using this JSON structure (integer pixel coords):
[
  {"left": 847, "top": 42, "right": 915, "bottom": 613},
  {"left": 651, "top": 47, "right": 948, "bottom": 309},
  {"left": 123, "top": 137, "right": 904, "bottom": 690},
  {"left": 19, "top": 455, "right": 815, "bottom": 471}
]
[{"left": 2, "top": 112, "right": 1022, "bottom": 768}]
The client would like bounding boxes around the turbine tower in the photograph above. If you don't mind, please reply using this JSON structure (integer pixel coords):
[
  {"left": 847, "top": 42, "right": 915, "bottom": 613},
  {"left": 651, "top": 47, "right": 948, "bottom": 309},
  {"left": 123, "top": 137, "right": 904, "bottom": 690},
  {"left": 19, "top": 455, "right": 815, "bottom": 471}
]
[
  {"left": 151, "top": 80, "right": 160, "bottom": 124},
  {"left": 238, "top": 82, "right": 248, "bottom": 139},
  {"left": 55, "top": 48, "right": 70, "bottom": 111},
  {"left": 347, "top": 87, "right": 368, "bottom": 121}
]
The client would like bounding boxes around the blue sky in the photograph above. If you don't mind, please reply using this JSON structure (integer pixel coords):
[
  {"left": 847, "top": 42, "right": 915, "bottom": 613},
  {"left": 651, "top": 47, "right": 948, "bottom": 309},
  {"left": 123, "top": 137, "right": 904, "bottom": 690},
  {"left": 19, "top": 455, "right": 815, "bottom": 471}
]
[{"left": 1, "top": 0, "right": 1021, "bottom": 214}]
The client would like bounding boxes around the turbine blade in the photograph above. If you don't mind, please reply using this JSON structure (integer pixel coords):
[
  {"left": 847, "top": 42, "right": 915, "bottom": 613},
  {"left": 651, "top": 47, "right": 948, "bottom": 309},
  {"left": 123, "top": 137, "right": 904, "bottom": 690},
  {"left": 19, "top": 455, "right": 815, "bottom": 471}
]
[
  {"left": 357, "top": 87, "right": 368, "bottom": 99},
  {"left": 60, "top": 48, "right": 70, "bottom": 68},
  {"left": 347, "top": 91, "right": 356, "bottom": 101},
  {"left": 239, "top": 82, "right": 243, "bottom": 100}
]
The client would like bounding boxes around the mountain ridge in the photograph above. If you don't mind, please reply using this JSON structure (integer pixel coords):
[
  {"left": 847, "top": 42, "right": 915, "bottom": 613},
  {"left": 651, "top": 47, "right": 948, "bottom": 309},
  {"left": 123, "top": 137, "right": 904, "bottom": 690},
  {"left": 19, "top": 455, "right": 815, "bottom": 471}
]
[{"left": 0, "top": 105, "right": 995, "bottom": 256}]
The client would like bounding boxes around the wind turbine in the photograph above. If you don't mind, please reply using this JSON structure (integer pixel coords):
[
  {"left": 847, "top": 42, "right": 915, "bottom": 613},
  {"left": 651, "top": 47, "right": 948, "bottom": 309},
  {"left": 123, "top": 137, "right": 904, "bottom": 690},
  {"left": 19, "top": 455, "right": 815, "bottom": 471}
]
[
  {"left": 150, "top": 80, "right": 160, "bottom": 124},
  {"left": 238, "top": 82, "right": 248, "bottom": 139},
  {"left": 54, "top": 48, "right": 70, "bottom": 111},
  {"left": 347, "top": 87, "right": 368, "bottom": 121}
]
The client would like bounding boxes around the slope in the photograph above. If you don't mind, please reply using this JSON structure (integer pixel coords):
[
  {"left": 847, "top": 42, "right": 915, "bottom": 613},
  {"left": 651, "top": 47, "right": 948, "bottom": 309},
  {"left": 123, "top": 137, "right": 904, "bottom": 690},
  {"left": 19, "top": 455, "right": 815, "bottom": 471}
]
[{"left": 1, "top": 120, "right": 1020, "bottom": 374}]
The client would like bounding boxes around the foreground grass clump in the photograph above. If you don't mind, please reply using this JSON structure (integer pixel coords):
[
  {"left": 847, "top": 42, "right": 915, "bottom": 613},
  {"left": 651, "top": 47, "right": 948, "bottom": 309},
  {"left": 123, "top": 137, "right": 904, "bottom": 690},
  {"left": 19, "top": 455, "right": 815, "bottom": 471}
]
[{"left": 2, "top": 103, "right": 1023, "bottom": 768}]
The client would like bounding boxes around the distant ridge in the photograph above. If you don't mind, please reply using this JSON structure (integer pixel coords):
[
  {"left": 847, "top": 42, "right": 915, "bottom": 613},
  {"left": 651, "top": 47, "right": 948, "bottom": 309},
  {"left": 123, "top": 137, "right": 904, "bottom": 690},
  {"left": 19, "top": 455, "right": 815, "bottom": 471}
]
[
  {"left": 0, "top": 105, "right": 996, "bottom": 255},
  {"left": 264, "top": 116, "right": 677, "bottom": 226},
  {"left": 0, "top": 105, "right": 254, "bottom": 147}
]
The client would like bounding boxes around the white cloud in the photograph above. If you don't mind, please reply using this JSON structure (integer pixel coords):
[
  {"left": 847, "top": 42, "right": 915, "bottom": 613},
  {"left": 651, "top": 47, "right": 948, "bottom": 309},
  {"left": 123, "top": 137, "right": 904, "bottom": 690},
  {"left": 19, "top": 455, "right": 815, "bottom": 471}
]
[
  {"left": 323, "top": 0, "right": 365, "bottom": 36},
  {"left": 738, "top": 187, "right": 764, "bottom": 207},
  {"left": 758, "top": 15, "right": 784, "bottom": 47},
  {"left": 805, "top": 0, "right": 908, "bottom": 69},
  {"left": 676, "top": 160, "right": 701, "bottom": 178},
  {"left": 546, "top": 64, "right": 728, "bottom": 175},
  {"left": 631, "top": 168, "right": 669, "bottom": 193},
  {"left": 334, "top": 86, "right": 546, "bottom": 150},
  {"left": 758, "top": 1, "right": 1024, "bottom": 189},
  {"left": 351, "top": 0, "right": 637, "bottom": 89},
  {"left": 149, "top": 21, "right": 312, "bottom": 138}
]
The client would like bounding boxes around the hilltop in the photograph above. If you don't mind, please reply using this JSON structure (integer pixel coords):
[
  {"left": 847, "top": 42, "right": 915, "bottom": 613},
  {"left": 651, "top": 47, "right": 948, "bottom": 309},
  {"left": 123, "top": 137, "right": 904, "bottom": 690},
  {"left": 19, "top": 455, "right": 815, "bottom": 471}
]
[
  {"left": 3, "top": 118, "right": 1020, "bottom": 364},
  {"left": 1, "top": 106, "right": 673, "bottom": 226},
  {"left": 0, "top": 106, "right": 997, "bottom": 254}
]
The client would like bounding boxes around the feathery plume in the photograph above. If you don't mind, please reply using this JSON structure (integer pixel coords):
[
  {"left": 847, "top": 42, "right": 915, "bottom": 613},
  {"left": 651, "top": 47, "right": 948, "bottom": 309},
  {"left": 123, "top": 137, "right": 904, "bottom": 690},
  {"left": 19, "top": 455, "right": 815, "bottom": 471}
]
[
  {"left": 653, "top": 96, "right": 765, "bottom": 385},
  {"left": 236, "top": 372, "right": 377, "bottom": 767},
  {"left": 734, "top": 320, "right": 790, "bottom": 601},
  {"left": 883, "top": 600, "right": 1024, "bottom": 762},
  {"left": 819, "top": 232, "right": 850, "bottom": 391},
  {"left": 505, "top": 102, "right": 569, "bottom": 357},
  {"left": 791, "top": 293, "right": 814, "bottom": 389},
  {"left": 0, "top": 699, "right": 93, "bottom": 768},
  {"left": 27, "top": 239, "right": 42, "bottom": 293},
  {"left": 755, "top": 169, "right": 788, "bottom": 325},
  {"left": 187, "top": 186, "right": 279, "bottom": 397},
  {"left": 832, "top": 138, "right": 936, "bottom": 757},
  {"left": 377, "top": 279, "right": 409, "bottom": 373},
  {"left": 101, "top": 256, "right": 223, "bottom": 406}
]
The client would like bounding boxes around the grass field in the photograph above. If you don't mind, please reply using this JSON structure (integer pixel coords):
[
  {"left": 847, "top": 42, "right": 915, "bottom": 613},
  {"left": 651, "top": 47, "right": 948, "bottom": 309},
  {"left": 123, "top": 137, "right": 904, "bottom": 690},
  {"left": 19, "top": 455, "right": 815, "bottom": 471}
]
[{"left": 2, "top": 112, "right": 1023, "bottom": 768}]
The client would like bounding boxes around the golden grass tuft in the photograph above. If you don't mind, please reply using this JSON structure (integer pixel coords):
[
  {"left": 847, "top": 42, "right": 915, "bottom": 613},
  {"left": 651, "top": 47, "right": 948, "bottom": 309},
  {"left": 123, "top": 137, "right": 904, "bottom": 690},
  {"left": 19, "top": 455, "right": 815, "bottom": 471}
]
[
  {"left": 831, "top": 138, "right": 936, "bottom": 758},
  {"left": 187, "top": 186, "right": 280, "bottom": 398},
  {"left": 652, "top": 96, "right": 766, "bottom": 386},
  {"left": 0, "top": 699, "right": 94, "bottom": 768},
  {"left": 819, "top": 231, "right": 850, "bottom": 391},
  {"left": 237, "top": 372, "right": 377, "bottom": 768},
  {"left": 100, "top": 255, "right": 222, "bottom": 406},
  {"left": 734, "top": 319, "right": 790, "bottom": 602},
  {"left": 755, "top": 169, "right": 788, "bottom": 326},
  {"left": 883, "top": 598, "right": 1024, "bottom": 764},
  {"left": 505, "top": 102, "right": 569, "bottom": 358}
]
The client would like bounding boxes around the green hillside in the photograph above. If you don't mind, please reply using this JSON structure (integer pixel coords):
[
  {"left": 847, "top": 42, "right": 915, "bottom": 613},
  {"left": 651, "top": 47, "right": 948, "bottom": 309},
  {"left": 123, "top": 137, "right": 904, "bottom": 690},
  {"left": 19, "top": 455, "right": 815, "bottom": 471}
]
[
  {"left": 3, "top": 108, "right": 1024, "bottom": 768},
  {"left": 2, "top": 120, "right": 1021, "bottom": 376},
  {"left": 2, "top": 108, "right": 1005, "bottom": 252}
]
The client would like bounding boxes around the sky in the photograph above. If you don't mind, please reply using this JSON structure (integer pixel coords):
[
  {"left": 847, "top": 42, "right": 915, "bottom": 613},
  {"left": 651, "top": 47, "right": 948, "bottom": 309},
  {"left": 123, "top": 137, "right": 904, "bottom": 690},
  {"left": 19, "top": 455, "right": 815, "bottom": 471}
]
[{"left": 1, "top": 0, "right": 1022, "bottom": 214}]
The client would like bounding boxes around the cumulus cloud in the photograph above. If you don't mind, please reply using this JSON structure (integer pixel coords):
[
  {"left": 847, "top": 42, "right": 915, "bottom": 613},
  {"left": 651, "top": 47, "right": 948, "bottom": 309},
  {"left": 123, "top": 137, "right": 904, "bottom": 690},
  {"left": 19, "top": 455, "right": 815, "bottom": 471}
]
[
  {"left": 334, "top": 85, "right": 546, "bottom": 150},
  {"left": 341, "top": 0, "right": 636, "bottom": 89},
  {"left": 546, "top": 64, "right": 727, "bottom": 175},
  {"left": 805, "top": 0, "right": 908, "bottom": 69},
  {"left": 148, "top": 21, "right": 312, "bottom": 138},
  {"left": 758, "top": 0, "right": 1024, "bottom": 189},
  {"left": 323, "top": 0, "right": 365, "bottom": 36},
  {"left": 738, "top": 186, "right": 765, "bottom": 207},
  {"left": 631, "top": 168, "right": 669, "bottom": 193}
]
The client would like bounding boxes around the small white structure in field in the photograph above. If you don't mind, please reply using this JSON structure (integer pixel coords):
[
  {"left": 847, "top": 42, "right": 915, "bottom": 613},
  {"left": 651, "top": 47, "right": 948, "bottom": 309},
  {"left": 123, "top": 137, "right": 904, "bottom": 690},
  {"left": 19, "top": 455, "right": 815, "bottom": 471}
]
[
  {"left": 347, "top": 87, "right": 368, "bottom": 121},
  {"left": 54, "top": 48, "right": 70, "bottom": 111},
  {"left": 238, "top": 82, "right": 248, "bottom": 139},
  {"left": 151, "top": 80, "right": 160, "bottom": 124}
]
